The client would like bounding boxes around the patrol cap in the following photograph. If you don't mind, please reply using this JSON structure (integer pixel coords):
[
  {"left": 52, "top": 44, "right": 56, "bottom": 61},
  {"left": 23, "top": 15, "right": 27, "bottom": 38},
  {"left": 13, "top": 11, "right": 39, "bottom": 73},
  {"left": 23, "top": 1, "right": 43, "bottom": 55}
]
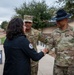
[{"left": 23, "top": 15, "right": 33, "bottom": 23}]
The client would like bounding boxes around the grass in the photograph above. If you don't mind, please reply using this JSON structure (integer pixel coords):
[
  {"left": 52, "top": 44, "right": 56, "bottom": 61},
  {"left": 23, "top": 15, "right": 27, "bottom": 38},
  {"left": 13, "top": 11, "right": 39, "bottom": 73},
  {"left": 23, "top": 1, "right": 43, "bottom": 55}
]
[{"left": 0, "top": 37, "right": 6, "bottom": 44}]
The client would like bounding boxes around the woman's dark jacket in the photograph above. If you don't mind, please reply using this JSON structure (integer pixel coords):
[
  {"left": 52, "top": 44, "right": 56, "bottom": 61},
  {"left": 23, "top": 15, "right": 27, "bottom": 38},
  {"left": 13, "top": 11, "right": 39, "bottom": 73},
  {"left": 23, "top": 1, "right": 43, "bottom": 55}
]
[{"left": 3, "top": 35, "right": 44, "bottom": 75}]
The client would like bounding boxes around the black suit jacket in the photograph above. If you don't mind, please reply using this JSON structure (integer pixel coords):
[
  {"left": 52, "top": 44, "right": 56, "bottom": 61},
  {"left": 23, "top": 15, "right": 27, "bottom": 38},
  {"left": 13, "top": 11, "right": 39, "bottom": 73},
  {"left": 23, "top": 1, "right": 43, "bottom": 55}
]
[{"left": 3, "top": 35, "right": 44, "bottom": 75}]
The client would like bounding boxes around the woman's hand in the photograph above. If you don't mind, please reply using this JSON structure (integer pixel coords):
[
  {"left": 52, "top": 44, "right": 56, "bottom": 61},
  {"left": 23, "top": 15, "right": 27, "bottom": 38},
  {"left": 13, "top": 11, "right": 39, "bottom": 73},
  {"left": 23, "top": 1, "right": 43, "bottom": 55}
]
[{"left": 42, "top": 48, "right": 49, "bottom": 55}]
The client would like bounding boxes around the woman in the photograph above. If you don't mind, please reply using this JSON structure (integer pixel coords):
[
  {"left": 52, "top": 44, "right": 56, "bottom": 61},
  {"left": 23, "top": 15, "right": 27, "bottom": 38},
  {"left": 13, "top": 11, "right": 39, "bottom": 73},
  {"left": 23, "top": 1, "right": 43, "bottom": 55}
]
[{"left": 3, "top": 18, "right": 48, "bottom": 75}]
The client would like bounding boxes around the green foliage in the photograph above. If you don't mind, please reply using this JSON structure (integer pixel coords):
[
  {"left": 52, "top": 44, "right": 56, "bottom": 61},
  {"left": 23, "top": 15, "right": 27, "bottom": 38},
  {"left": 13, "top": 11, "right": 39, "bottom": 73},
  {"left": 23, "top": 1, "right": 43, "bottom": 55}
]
[
  {"left": 14, "top": 0, "right": 54, "bottom": 29},
  {"left": 57, "top": 0, "right": 74, "bottom": 19},
  {"left": 0, "top": 37, "right": 6, "bottom": 44},
  {"left": 1, "top": 21, "right": 8, "bottom": 31}
]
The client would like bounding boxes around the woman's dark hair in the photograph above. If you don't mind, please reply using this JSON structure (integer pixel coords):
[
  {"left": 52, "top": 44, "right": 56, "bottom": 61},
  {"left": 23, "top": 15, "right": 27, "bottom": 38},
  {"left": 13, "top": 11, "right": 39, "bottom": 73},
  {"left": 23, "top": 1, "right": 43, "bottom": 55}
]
[{"left": 6, "top": 18, "right": 24, "bottom": 40}]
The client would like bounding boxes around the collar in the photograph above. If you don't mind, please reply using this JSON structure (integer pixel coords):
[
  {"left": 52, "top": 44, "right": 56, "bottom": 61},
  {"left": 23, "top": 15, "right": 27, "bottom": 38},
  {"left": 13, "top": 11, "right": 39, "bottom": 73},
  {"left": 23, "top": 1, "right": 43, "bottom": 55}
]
[{"left": 57, "top": 25, "right": 72, "bottom": 33}]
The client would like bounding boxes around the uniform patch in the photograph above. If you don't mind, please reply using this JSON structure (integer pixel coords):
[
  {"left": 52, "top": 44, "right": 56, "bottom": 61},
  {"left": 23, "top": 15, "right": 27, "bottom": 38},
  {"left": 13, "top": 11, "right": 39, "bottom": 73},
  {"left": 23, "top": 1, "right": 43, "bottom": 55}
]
[{"left": 29, "top": 43, "right": 33, "bottom": 49}]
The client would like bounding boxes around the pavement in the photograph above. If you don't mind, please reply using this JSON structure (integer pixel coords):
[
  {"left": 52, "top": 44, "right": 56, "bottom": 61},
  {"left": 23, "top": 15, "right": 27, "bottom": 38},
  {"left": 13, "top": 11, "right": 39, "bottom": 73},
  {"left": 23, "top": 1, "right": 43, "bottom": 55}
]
[
  {"left": 38, "top": 55, "right": 54, "bottom": 75},
  {"left": 37, "top": 45, "right": 54, "bottom": 75},
  {"left": 0, "top": 45, "right": 54, "bottom": 75}
]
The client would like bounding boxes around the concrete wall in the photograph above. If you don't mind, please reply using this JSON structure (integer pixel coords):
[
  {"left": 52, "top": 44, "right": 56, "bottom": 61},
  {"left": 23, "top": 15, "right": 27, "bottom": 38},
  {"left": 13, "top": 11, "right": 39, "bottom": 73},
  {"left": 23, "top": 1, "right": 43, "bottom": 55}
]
[
  {"left": 69, "top": 22, "right": 74, "bottom": 27},
  {"left": 42, "top": 27, "right": 57, "bottom": 34}
]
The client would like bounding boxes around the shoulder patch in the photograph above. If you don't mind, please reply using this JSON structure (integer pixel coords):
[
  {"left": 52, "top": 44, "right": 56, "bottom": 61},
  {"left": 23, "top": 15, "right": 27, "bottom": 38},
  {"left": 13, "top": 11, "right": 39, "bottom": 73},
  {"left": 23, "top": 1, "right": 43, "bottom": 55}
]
[{"left": 29, "top": 43, "right": 33, "bottom": 49}]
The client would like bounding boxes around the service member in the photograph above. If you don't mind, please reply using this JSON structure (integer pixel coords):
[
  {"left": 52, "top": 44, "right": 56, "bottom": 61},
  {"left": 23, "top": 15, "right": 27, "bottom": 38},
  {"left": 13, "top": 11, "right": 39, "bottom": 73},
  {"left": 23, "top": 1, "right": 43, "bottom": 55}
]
[
  {"left": 48, "top": 9, "right": 74, "bottom": 75},
  {"left": 23, "top": 15, "right": 51, "bottom": 75}
]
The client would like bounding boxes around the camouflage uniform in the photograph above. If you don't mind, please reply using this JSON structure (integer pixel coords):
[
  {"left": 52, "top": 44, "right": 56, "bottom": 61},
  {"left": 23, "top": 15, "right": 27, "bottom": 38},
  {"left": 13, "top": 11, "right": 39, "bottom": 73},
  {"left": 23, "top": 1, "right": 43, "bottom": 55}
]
[
  {"left": 47, "top": 26, "right": 74, "bottom": 75},
  {"left": 25, "top": 28, "right": 48, "bottom": 75}
]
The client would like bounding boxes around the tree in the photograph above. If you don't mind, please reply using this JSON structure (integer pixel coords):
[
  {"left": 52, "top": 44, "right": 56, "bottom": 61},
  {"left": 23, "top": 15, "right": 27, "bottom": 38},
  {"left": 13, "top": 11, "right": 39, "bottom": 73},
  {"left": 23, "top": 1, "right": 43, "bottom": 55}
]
[
  {"left": 1, "top": 21, "right": 8, "bottom": 31},
  {"left": 14, "top": 0, "right": 52, "bottom": 29},
  {"left": 57, "top": 0, "right": 74, "bottom": 19}
]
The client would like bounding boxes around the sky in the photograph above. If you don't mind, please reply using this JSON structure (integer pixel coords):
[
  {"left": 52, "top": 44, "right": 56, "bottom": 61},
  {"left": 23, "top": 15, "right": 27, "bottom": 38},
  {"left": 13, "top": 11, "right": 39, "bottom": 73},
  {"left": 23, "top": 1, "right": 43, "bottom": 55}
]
[{"left": 0, "top": 0, "right": 58, "bottom": 24}]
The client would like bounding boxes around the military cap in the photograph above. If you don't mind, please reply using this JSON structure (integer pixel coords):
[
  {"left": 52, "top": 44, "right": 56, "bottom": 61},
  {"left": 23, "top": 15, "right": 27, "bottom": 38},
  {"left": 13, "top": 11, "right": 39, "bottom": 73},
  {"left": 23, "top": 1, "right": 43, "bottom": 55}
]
[
  {"left": 52, "top": 9, "right": 71, "bottom": 21},
  {"left": 23, "top": 15, "right": 33, "bottom": 23}
]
